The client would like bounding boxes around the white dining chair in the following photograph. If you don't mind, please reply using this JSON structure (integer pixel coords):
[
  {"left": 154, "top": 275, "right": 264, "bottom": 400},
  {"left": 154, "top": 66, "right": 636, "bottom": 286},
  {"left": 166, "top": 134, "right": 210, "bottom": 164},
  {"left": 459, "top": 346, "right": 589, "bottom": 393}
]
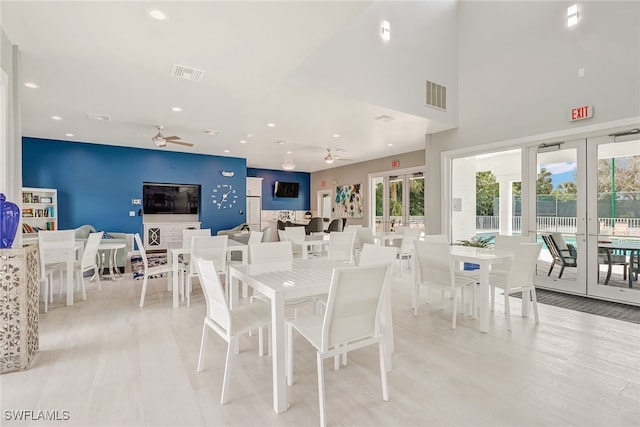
[
  {"left": 38, "top": 230, "right": 76, "bottom": 311},
  {"left": 413, "top": 236, "right": 477, "bottom": 329},
  {"left": 194, "top": 257, "right": 270, "bottom": 405},
  {"left": 186, "top": 235, "right": 228, "bottom": 306},
  {"left": 134, "top": 233, "right": 173, "bottom": 308},
  {"left": 488, "top": 243, "right": 542, "bottom": 330},
  {"left": 490, "top": 235, "right": 533, "bottom": 311},
  {"left": 354, "top": 227, "right": 376, "bottom": 262},
  {"left": 286, "top": 264, "right": 391, "bottom": 427},
  {"left": 284, "top": 226, "right": 306, "bottom": 256},
  {"left": 278, "top": 229, "right": 302, "bottom": 256},
  {"left": 73, "top": 231, "right": 103, "bottom": 293},
  {"left": 180, "top": 229, "right": 211, "bottom": 280},
  {"left": 327, "top": 231, "right": 356, "bottom": 264},
  {"left": 248, "top": 230, "right": 263, "bottom": 244},
  {"left": 397, "top": 228, "right": 422, "bottom": 274}
]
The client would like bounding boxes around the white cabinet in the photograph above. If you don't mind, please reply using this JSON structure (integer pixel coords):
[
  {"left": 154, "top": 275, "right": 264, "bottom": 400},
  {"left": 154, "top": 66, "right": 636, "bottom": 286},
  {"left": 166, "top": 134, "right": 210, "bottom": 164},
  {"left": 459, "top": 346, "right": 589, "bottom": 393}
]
[
  {"left": 21, "top": 187, "right": 58, "bottom": 237},
  {"left": 247, "top": 177, "right": 263, "bottom": 196},
  {"left": 246, "top": 178, "right": 262, "bottom": 231},
  {"left": 143, "top": 222, "right": 201, "bottom": 250}
]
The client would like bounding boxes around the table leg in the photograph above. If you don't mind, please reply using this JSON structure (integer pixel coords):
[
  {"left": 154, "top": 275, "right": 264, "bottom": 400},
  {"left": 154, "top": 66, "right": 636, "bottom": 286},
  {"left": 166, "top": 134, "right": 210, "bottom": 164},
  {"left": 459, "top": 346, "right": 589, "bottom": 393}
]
[
  {"left": 271, "top": 293, "right": 288, "bottom": 414},
  {"left": 110, "top": 248, "right": 122, "bottom": 279},
  {"left": 381, "top": 285, "right": 393, "bottom": 372},
  {"left": 302, "top": 244, "right": 309, "bottom": 259},
  {"left": 479, "top": 263, "right": 489, "bottom": 333},
  {"left": 171, "top": 251, "right": 179, "bottom": 308},
  {"left": 66, "top": 258, "right": 74, "bottom": 306}
]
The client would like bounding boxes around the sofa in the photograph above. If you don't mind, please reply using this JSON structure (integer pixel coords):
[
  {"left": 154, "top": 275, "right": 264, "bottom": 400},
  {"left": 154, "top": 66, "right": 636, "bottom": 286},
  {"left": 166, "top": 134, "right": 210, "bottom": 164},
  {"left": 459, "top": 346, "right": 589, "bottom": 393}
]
[{"left": 74, "top": 225, "right": 133, "bottom": 272}]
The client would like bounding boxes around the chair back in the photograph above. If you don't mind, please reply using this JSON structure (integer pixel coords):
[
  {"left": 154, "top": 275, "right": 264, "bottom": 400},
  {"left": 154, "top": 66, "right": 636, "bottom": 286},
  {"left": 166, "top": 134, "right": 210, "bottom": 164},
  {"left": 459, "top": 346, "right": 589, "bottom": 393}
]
[
  {"left": 358, "top": 243, "right": 398, "bottom": 267},
  {"left": 422, "top": 233, "right": 448, "bottom": 244},
  {"left": 328, "top": 231, "right": 356, "bottom": 263},
  {"left": 194, "top": 257, "right": 231, "bottom": 334},
  {"left": 248, "top": 241, "right": 293, "bottom": 273},
  {"left": 321, "top": 264, "right": 390, "bottom": 352},
  {"left": 80, "top": 231, "right": 104, "bottom": 269},
  {"left": 504, "top": 243, "right": 542, "bottom": 290},
  {"left": 413, "top": 239, "right": 454, "bottom": 287},
  {"left": 284, "top": 226, "right": 306, "bottom": 244},
  {"left": 326, "top": 219, "right": 343, "bottom": 232},
  {"left": 191, "top": 236, "right": 228, "bottom": 274},
  {"left": 353, "top": 227, "right": 374, "bottom": 249},
  {"left": 248, "top": 230, "right": 264, "bottom": 244},
  {"left": 399, "top": 229, "right": 422, "bottom": 254},
  {"left": 39, "top": 230, "right": 76, "bottom": 274},
  {"left": 549, "top": 232, "right": 570, "bottom": 251},
  {"left": 277, "top": 229, "right": 288, "bottom": 242},
  {"left": 261, "top": 226, "right": 275, "bottom": 242},
  {"left": 133, "top": 233, "right": 149, "bottom": 270},
  {"left": 493, "top": 235, "right": 532, "bottom": 273},
  {"left": 182, "top": 229, "right": 211, "bottom": 264},
  {"left": 541, "top": 233, "right": 560, "bottom": 262},
  {"left": 305, "top": 217, "right": 324, "bottom": 234}
]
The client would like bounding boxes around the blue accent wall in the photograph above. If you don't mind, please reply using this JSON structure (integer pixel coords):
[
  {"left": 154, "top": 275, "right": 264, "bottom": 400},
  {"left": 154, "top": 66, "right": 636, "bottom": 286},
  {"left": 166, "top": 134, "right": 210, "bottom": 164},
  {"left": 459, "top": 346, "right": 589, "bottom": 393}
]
[
  {"left": 247, "top": 168, "right": 310, "bottom": 211},
  {"left": 22, "top": 138, "right": 248, "bottom": 235}
]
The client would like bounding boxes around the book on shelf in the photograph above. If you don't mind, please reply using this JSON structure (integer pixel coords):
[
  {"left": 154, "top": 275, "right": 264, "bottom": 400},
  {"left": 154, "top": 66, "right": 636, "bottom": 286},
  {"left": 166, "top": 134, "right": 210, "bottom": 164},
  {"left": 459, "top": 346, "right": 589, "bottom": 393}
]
[{"left": 22, "top": 208, "right": 34, "bottom": 217}]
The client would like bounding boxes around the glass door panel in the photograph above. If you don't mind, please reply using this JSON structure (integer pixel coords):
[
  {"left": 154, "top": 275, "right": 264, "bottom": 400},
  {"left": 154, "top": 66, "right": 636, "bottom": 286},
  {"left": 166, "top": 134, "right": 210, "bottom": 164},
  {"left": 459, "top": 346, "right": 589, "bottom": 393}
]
[
  {"left": 408, "top": 175, "right": 425, "bottom": 231},
  {"left": 588, "top": 135, "right": 640, "bottom": 304},
  {"left": 531, "top": 140, "right": 587, "bottom": 294},
  {"left": 388, "top": 176, "right": 403, "bottom": 231},
  {"left": 372, "top": 176, "right": 384, "bottom": 233}
]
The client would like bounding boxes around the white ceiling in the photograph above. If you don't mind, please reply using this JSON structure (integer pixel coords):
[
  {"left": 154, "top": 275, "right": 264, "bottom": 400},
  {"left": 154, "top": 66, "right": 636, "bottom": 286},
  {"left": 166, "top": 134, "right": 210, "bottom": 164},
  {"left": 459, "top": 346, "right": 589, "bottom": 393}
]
[{"left": 1, "top": 1, "right": 455, "bottom": 172}]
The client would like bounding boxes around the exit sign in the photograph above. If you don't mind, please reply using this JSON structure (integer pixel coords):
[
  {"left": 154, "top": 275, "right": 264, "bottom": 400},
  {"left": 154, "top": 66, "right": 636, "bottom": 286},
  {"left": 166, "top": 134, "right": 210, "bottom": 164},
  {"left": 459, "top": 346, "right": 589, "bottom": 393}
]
[
  {"left": 391, "top": 160, "right": 400, "bottom": 168},
  {"left": 569, "top": 105, "right": 593, "bottom": 121}
]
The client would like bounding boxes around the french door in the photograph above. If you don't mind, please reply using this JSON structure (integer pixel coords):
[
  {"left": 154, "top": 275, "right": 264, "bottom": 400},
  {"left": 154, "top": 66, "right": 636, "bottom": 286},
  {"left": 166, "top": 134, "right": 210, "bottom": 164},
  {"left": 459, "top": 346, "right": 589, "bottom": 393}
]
[
  {"left": 370, "top": 169, "right": 425, "bottom": 233},
  {"left": 527, "top": 134, "right": 640, "bottom": 304}
]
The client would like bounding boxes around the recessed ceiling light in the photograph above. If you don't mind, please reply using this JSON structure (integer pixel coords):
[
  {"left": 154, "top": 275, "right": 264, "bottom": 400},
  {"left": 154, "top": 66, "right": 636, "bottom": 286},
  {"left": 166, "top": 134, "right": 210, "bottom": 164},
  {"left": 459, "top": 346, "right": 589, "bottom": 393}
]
[
  {"left": 240, "top": 140, "right": 247, "bottom": 144},
  {"left": 223, "top": 150, "right": 230, "bottom": 153},
  {"left": 24, "top": 82, "right": 39, "bottom": 89},
  {"left": 277, "top": 140, "right": 286, "bottom": 145},
  {"left": 387, "top": 143, "right": 393, "bottom": 147},
  {"left": 147, "top": 8, "right": 167, "bottom": 21},
  {"left": 244, "top": 133, "right": 252, "bottom": 138},
  {"left": 267, "top": 123, "right": 276, "bottom": 127},
  {"left": 380, "top": 20, "right": 391, "bottom": 42},
  {"left": 171, "top": 107, "right": 182, "bottom": 112},
  {"left": 333, "top": 134, "right": 341, "bottom": 138},
  {"left": 51, "top": 115, "right": 62, "bottom": 120},
  {"left": 65, "top": 133, "right": 74, "bottom": 137},
  {"left": 286, "top": 151, "right": 292, "bottom": 154},
  {"left": 204, "top": 129, "right": 221, "bottom": 135}
]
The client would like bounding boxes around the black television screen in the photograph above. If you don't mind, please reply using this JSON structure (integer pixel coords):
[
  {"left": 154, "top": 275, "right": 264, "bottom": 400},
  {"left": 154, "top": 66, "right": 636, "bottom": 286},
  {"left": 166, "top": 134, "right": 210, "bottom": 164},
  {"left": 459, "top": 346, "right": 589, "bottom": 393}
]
[
  {"left": 143, "top": 182, "right": 200, "bottom": 214},
  {"left": 274, "top": 181, "right": 299, "bottom": 198}
]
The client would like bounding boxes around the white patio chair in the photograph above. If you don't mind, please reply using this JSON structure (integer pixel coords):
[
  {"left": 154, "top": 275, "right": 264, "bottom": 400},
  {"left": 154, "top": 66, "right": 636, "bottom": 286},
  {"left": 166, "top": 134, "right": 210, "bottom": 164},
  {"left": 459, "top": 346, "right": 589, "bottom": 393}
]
[
  {"left": 73, "top": 231, "right": 103, "bottom": 293},
  {"left": 413, "top": 237, "right": 477, "bottom": 329},
  {"left": 186, "top": 235, "right": 228, "bottom": 306},
  {"left": 285, "top": 226, "right": 306, "bottom": 256},
  {"left": 133, "top": 233, "right": 173, "bottom": 308},
  {"left": 278, "top": 229, "right": 302, "bottom": 255},
  {"left": 397, "top": 228, "right": 422, "bottom": 274},
  {"left": 38, "top": 230, "right": 76, "bottom": 311},
  {"left": 286, "top": 264, "right": 391, "bottom": 427},
  {"left": 327, "top": 231, "right": 356, "bottom": 264},
  {"left": 488, "top": 243, "right": 542, "bottom": 330},
  {"left": 248, "top": 230, "right": 263, "bottom": 244},
  {"left": 194, "top": 257, "right": 270, "bottom": 404}
]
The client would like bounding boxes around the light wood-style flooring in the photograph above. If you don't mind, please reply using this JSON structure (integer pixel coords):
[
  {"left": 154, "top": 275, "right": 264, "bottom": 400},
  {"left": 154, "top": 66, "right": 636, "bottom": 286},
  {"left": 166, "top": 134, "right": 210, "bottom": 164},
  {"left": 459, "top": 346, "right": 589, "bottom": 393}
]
[{"left": 2, "top": 268, "right": 639, "bottom": 426}]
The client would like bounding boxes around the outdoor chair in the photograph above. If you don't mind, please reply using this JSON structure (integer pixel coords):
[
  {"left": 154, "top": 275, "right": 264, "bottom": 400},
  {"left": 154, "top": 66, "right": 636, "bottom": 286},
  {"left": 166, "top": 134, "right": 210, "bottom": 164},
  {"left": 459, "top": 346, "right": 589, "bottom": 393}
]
[{"left": 541, "top": 233, "right": 577, "bottom": 278}]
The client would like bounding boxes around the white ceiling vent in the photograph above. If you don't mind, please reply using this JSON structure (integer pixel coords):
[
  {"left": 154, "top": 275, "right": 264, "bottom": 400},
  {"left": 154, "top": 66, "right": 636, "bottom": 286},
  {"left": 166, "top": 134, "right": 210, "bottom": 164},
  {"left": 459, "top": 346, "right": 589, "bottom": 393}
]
[
  {"left": 373, "top": 114, "right": 395, "bottom": 122},
  {"left": 86, "top": 112, "right": 111, "bottom": 121},
  {"left": 425, "top": 80, "right": 446, "bottom": 111},
  {"left": 171, "top": 64, "right": 206, "bottom": 82}
]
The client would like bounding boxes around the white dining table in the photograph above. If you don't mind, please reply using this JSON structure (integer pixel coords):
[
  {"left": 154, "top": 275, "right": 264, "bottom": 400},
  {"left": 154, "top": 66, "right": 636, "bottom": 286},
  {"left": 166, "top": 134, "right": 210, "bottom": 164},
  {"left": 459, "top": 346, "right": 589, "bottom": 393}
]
[
  {"left": 228, "top": 258, "right": 394, "bottom": 414},
  {"left": 166, "top": 240, "right": 248, "bottom": 308},
  {"left": 449, "top": 245, "right": 514, "bottom": 333}
]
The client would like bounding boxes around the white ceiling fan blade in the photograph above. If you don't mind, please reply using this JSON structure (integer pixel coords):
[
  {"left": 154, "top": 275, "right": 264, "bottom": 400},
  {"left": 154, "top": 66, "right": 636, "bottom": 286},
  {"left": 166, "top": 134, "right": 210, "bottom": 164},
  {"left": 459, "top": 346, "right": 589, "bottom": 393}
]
[{"left": 167, "top": 140, "right": 194, "bottom": 147}]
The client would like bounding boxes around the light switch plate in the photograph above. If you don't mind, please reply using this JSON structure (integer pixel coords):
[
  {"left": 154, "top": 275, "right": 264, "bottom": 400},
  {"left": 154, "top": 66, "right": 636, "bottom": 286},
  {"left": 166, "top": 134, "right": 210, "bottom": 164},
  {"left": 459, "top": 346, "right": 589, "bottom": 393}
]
[
  {"left": 132, "top": 199, "right": 141, "bottom": 205},
  {"left": 129, "top": 211, "right": 135, "bottom": 217}
]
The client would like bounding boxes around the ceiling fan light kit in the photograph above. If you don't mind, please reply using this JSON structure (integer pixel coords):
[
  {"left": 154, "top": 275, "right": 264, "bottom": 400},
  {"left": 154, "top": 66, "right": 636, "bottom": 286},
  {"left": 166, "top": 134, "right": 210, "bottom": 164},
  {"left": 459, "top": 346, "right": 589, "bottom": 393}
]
[{"left": 150, "top": 125, "right": 194, "bottom": 147}]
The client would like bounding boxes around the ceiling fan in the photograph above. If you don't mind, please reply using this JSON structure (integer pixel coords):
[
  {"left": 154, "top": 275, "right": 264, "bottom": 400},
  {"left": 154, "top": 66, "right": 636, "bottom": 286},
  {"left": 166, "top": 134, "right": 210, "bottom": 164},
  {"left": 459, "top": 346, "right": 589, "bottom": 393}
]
[
  {"left": 151, "top": 125, "right": 193, "bottom": 147},
  {"left": 324, "top": 148, "right": 351, "bottom": 164}
]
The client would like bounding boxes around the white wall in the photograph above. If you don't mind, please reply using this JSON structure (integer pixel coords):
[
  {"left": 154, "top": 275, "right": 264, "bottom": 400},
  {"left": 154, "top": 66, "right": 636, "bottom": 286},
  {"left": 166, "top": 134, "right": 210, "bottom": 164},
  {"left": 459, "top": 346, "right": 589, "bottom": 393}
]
[{"left": 427, "top": 1, "right": 640, "bottom": 234}]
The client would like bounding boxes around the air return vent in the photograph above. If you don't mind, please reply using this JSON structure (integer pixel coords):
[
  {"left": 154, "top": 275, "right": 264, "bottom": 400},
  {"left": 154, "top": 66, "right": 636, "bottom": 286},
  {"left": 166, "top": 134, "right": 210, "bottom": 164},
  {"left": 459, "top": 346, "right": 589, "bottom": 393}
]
[
  {"left": 171, "top": 64, "right": 206, "bottom": 82},
  {"left": 425, "top": 80, "right": 446, "bottom": 111},
  {"left": 86, "top": 112, "right": 111, "bottom": 121}
]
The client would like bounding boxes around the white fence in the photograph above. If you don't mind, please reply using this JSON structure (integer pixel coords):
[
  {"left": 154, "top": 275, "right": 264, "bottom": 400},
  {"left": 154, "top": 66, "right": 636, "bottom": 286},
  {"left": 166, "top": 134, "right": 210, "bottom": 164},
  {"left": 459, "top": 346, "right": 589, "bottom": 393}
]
[{"left": 476, "top": 216, "right": 640, "bottom": 234}]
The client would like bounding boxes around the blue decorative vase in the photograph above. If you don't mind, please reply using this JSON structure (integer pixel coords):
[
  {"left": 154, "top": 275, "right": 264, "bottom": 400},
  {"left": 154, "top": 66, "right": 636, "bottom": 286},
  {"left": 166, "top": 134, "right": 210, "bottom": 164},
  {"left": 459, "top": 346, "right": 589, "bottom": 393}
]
[{"left": 0, "top": 193, "right": 20, "bottom": 248}]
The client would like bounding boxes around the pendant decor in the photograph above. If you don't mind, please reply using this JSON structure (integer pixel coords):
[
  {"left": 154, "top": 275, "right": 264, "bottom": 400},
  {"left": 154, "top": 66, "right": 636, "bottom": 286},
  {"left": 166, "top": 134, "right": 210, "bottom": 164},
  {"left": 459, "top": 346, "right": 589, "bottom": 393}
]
[{"left": 0, "top": 193, "right": 20, "bottom": 249}]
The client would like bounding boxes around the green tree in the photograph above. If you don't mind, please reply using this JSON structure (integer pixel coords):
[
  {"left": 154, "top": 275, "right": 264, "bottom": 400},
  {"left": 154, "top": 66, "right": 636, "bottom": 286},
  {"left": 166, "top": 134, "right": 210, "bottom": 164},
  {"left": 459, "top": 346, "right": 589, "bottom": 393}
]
[
  {"left": 552, "top": 181, "right": 577, "bottom": 201},
  {"left": 409, "top": 177, "right": 424, "bottom": 215},
  {"left": 476, "top": 171, "right": 498, "bottom": 215},
  {"left": 537, "top": 167, "right": 553, "bottom": 194}
]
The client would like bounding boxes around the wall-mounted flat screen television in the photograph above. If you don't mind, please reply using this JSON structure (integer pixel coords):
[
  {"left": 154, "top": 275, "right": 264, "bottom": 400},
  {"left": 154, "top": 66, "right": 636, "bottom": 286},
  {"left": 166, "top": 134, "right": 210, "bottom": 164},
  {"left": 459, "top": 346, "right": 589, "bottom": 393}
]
[
  {"left": 143, "top": 182, "right": 200, "bottom": 214},
  {"left": 273, "top": 181, "right": 299, "bottom": 198}
]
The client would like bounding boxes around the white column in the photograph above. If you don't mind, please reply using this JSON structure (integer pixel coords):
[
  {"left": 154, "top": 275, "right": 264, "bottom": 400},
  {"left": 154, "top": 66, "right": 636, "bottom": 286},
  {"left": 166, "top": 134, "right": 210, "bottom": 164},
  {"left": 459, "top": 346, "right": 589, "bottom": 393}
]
[{"left": 498, "top": 179, "right": 513, "bottom": 236}]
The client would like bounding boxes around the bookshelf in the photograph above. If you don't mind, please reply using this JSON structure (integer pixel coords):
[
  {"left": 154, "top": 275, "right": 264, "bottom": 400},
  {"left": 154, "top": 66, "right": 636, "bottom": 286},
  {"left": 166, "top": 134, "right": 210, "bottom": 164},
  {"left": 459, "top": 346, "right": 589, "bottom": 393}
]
[{"left": 21, "top": 187, "right": 58, "bottom": 237}]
